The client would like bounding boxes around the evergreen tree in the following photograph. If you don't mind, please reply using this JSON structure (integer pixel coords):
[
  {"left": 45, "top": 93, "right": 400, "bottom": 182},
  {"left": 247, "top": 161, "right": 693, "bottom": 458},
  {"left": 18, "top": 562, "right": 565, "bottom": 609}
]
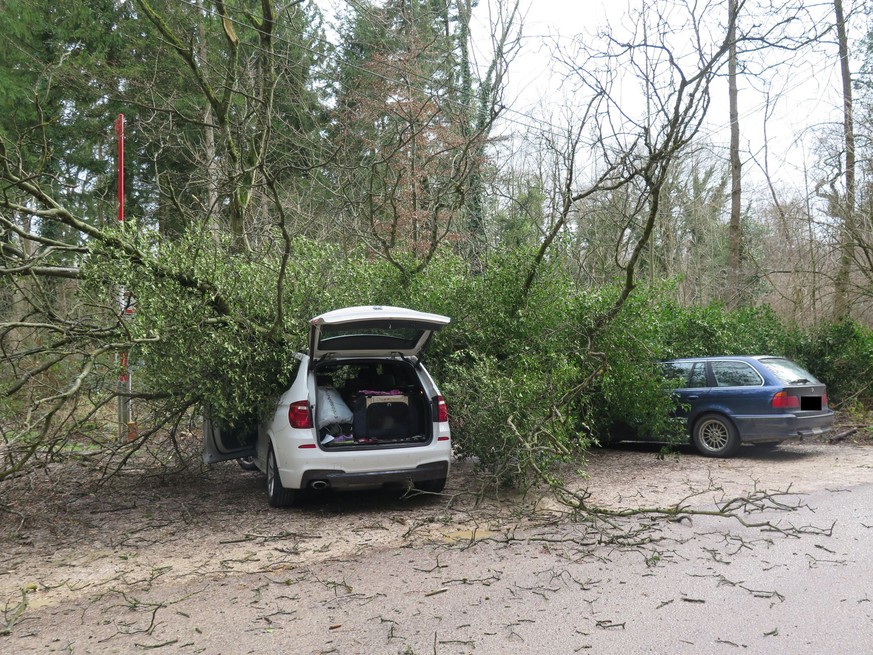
[{"left": 330, "top": 0, "right": 495, "bottom": 273}]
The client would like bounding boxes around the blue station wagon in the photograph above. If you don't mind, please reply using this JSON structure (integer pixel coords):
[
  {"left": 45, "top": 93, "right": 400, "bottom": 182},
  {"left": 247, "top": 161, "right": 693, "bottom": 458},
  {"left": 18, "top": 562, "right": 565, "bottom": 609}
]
[{"left": 661, "top": 356, "right": 835, "bottom": 457}]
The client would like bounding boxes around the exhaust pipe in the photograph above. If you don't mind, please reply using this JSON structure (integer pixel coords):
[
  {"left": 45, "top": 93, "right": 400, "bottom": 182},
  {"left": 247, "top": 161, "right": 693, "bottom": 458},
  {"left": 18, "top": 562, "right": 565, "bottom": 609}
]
[{"left": 310, "top": 480, "right": 329, "bottom": 490}]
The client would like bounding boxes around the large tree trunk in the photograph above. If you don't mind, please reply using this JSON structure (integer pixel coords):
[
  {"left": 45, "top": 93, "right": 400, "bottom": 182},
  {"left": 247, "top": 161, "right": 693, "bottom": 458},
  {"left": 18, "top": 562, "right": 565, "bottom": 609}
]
[
  {"left": 727, "top": 0, "right": 742, "bottom": 309},
  {"left": 832, "top": 0, "right": 856, "bottom": 321},
  {"left": 199, "top": 3, "right": 220, "bottom": 242}
]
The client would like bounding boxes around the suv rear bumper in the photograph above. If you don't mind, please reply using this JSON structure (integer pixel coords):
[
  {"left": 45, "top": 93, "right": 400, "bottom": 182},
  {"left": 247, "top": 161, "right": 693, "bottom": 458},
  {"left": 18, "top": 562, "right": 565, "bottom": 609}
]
[{"left": 300, "top": 461, "right": 449, "bottom": 490}]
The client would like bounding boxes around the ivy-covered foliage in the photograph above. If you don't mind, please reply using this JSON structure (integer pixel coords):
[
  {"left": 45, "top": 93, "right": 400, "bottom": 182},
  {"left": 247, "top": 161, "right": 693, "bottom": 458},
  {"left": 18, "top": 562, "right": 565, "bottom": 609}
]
[
  {"left": 656, "top": 302, "right": 791, "bottom": 358},
  {"left": 14, "top": 225, "right": 873, "bottom": 486},
  {"left": 82, "top": 226, "right": 408, "bottom": 429},
  {"left": 421, "top": 250, "right": 598, "bottom": 485},
  {"left": 793, "top": 320, "right": 873, "bottom": 407}
]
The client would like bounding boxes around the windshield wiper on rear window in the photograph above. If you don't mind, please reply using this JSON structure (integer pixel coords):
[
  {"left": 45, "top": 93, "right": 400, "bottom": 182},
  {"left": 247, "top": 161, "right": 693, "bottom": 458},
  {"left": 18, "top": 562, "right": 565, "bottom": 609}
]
[{"left": 789, "top": 378, "right": 810, "bottom": 384}]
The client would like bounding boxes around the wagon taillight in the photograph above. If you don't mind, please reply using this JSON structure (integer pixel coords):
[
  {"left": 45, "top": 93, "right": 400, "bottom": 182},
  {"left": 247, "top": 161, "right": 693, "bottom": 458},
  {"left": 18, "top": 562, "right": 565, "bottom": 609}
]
[{"left": 771, "top": 391, "right": 800, "bottom": 409}]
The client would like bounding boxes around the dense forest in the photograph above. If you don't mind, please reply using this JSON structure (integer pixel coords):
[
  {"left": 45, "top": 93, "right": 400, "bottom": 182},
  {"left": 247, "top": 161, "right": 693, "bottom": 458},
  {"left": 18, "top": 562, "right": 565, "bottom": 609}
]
[{"left": 1, "top": 0, "right": 871, "bottom": 486}]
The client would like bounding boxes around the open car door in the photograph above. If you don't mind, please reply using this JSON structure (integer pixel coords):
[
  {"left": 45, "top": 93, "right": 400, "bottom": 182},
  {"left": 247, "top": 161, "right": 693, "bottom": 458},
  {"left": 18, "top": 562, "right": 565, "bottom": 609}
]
[{"left": 202, "top": 413, "right": 258, "bottom": 464}]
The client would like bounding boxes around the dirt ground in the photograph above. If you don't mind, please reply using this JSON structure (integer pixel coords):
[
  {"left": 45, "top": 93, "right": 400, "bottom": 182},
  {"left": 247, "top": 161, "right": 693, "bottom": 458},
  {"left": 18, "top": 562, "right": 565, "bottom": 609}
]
[{"left": 2, "top": 434, "right": 872, "bottom": 654}]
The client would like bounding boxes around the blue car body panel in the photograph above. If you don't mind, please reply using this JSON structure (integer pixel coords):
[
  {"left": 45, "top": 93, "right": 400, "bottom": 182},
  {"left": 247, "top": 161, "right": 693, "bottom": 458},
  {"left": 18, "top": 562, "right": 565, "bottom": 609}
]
[{"left": 666, "top": 356, "right": 835, "bottom": 445}]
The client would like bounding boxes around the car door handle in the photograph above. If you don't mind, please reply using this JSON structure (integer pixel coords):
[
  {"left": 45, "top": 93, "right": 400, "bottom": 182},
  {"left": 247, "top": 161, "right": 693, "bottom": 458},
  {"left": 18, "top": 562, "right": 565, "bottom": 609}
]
[{"left": 686, "top": 395, "right": 701, "bottom": 400}]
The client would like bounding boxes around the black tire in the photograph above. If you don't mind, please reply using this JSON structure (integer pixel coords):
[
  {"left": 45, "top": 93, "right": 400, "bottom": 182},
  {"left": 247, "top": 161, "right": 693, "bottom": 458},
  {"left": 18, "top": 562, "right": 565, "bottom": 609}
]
[
  {"left": 415, "top": 477, "right": 447, "bottom": 494},
  {"left": 237, "top": 456, "right": 258, "bottom": 471},
  {"left": 266, "top": 446, "right": 298, "bottom": 508},
  {"left": 692, "top": 413, "right": 741, "bottom": 458}
]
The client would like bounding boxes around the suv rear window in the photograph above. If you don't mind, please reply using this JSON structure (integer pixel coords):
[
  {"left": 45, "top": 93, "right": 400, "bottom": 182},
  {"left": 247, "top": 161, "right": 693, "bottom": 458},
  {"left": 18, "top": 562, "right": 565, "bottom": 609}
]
[{"left": 318, "top": 325, "right": 424, "bottom": 351}]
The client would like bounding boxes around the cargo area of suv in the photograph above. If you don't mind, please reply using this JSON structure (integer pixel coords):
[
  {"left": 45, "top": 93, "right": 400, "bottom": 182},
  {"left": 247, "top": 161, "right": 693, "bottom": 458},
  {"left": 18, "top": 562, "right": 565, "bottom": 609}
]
[
  {"left": 203, "top": 305, "right": 452, "bottom": 507},
  {"left": 314, "top": 360, "right": 433, "bottom": 448}
]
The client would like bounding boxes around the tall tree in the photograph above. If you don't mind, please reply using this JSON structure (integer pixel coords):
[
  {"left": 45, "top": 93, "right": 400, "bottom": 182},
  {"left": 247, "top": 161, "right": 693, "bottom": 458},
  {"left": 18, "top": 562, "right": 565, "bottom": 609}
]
[
  {"left": 832, "top": 0, "right": 856, "bottom": 320},
  {"left": 727, "top": 0, "right": 743, "bottom": 308},
  {"left": 124, "top": 0, "right": 330, "bottom": 245},
  {"left": 329, "top": 0, "right": 516, "bottom": 276}
]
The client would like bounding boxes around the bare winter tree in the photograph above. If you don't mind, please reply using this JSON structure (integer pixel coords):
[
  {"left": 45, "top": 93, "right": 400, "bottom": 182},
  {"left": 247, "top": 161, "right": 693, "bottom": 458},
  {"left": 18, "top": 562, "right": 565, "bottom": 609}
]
[
  {"left": 518, "top": 0, "right": 748, "bottom": 324},
  {"left": 831, "top": 0, "right": 857, "bottom": 320},
  {"left": 749, "top": 91, "right": 830, "bottom": 328},
  {"left": 517, "top": 0, "right": 833, "bottom": 322}
]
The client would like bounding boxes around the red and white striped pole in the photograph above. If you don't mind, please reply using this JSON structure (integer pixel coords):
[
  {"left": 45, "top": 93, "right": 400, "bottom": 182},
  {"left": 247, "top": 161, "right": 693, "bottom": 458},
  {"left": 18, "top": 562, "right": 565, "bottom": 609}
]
[
  {"left": 116, "top": 114, "right": 124, "bottom": 222},
  {"left": 115, "top": 115, "right": 136, "bottom": 441}
]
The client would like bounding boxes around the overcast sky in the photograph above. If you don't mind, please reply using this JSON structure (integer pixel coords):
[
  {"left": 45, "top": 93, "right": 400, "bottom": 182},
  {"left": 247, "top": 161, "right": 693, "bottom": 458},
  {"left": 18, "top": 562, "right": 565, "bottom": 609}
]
[
  {"left": 316, "top": 0, "right": 854, "bottom": 192},
  {"left": 472, "top": 0, "right": 852, "bottom": 192}
]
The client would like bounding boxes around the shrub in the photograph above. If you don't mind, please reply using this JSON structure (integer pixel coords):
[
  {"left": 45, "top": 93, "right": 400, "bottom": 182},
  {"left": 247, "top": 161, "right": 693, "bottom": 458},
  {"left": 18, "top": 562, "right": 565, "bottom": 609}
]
[
  {"left": 658, "top": 303, "right": 791, "bottom": 358},
  {"left": 792, "top": 320, "right": 873, "bottom": 406},
  {"left": 428, "top": 250, "right": 594, "bottom": 486},
  {"left": 13, "top": 223, "right": 871, "bottom": 490}
]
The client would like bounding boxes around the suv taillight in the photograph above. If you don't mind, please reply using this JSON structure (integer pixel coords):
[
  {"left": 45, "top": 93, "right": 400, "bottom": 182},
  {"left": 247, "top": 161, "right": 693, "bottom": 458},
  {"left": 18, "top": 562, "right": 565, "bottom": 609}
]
[
  {"left": 288, "top": 400, "right": 312, "bottom": 429},
  {"left": 435, "top": 395, "right": 448, "bottom": 423},
  {"left": 771, "top": 391, "right": 800, "bottom": 409}
]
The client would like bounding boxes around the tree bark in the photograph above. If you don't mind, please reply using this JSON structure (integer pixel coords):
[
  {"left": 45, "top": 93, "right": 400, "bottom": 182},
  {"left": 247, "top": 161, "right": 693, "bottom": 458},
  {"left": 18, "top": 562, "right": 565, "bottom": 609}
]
[
  {"left": 832, "top": 0, "right": 855, "bottom": 321},
  {"left": 727, "top": 0, "right": 743, "bottom": 309},
  {"left": 198, "top": 0, "right": 220, "bottom": 241}
]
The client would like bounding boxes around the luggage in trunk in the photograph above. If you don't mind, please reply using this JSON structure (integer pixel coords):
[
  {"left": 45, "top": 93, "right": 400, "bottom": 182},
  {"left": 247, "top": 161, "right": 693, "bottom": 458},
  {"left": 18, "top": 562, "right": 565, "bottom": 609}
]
[
  {"left": 353, "top": 394, "right": 409, "bottom": 441},
  {"left": 317, "top": 362, "right": 430, "bottom": 447}
]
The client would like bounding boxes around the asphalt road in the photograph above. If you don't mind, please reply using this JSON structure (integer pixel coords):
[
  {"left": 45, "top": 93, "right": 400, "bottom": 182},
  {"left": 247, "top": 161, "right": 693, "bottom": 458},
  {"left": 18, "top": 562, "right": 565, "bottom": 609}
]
[
  {"left": 181, "top": 482, "right": 873, "bottom": 654},
  {"left": 3, "top": 442, "right": 873, "bottom": 654}
]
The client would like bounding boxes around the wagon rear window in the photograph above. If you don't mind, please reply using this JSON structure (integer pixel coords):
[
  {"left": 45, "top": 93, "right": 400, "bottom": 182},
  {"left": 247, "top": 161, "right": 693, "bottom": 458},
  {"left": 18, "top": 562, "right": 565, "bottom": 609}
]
[{"left": 759, "top": 358, "right": 821, "bottom": 385}]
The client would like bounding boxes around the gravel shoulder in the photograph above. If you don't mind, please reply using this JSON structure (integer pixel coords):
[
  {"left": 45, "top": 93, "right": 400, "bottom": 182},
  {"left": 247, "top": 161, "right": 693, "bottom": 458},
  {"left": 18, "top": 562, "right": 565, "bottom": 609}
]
[{"left": 2, "top": 439, "right": 872, "bottom": 653}]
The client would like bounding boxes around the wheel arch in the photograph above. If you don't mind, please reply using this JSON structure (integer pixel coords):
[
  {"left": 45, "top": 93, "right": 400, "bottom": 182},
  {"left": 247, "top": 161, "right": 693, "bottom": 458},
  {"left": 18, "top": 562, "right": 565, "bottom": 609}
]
[{"left": 690, "top": 410, "right": 738, "bottom": 436}]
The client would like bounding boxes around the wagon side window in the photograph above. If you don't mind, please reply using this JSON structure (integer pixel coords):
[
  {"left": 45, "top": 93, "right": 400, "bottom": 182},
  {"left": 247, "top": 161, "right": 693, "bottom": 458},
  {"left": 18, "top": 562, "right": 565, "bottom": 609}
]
[
  {"left": 662, "top": 361, "right": 693, "bottom": 387},
  {"left": 688, "top": 362, "right": 707, "bottom": 388},
  {"left": 711, "top": 361, "right": 763, "bottom": 387}
]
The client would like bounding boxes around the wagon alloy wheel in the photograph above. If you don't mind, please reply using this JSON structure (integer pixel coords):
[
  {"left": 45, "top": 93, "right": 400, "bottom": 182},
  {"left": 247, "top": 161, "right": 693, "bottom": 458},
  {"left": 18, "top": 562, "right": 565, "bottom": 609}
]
[
  {"left": 266, "top": 445, "right": 298, "bottom": 508},
  {"left": 692, "top": 413, "right": 741, "bottom": 458}
]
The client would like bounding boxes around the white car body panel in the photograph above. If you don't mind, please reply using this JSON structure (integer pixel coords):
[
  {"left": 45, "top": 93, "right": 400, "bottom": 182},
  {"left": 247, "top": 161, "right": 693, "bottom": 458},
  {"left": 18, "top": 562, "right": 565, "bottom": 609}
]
[
  {"left": 264, "top": 354, "right": 451, "bottom": 490},
  {"left": 204, "top": 306, "right": 452, "bottom": 502}
]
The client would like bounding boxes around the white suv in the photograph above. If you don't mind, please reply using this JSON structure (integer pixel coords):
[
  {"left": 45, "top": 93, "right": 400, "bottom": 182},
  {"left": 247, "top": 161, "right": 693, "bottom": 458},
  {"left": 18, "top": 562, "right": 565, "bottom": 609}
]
[{"left": 204, "top": 306, "right": 451, "bottom": 507}]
